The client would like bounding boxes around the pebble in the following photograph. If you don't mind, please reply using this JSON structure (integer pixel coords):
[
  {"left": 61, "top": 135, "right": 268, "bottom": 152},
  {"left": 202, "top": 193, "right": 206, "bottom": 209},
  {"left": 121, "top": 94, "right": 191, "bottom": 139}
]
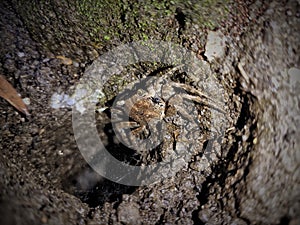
[
  {"left": 22, "top": 97, "right": 30, "bottom": 105},
  {"left": 288, "top": 67, "right": 300, "bottom": 88},
  {"left": 204, "top": 30, "right": 226, "bottom": 62},
  {"left": 286, "top": 9, "right": 292, "bottom": 16},
  {"left": 117, "top": 202, "right": 141, "bottom": 224},
  {"left": 17, "top": 52, "right": 25, "bottom": 57}
]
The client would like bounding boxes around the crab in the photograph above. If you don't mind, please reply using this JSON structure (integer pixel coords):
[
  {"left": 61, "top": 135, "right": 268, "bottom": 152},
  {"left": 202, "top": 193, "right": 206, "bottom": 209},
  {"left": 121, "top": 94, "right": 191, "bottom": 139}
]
[
  {"left": 126, "top": 95, "right": 166, "bottom": 138},
  {"left": 110, "top": 68, "right": 227, "bottom": 161}
]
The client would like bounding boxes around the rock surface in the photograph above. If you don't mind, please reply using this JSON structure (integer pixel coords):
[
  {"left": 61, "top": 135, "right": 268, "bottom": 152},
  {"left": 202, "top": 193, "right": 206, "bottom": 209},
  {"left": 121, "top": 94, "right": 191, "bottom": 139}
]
[{"left": 0, "top": 1, "right": 299, "bottom": 225}]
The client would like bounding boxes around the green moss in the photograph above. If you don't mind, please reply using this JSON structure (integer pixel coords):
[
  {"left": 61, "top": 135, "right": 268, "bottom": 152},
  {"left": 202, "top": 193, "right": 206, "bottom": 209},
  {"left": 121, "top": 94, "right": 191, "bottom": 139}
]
[
  {"left": 142, "top": 33, "right": 149, "bottom": 41},
  {"left": 74, "top": 0, "right": 230, "bottom": 47},
  {"left": 103, "top": 35, "right": 111, "bottom": 41},
  {"left": 12, "top": 0, "right": 230, "bottom": 62}
]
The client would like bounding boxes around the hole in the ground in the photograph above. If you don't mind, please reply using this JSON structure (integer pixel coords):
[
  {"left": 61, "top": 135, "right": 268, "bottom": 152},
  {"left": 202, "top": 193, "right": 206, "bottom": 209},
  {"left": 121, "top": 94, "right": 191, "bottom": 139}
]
[{"left": 62, "top": 166, "right": 136, "bottom": 208}]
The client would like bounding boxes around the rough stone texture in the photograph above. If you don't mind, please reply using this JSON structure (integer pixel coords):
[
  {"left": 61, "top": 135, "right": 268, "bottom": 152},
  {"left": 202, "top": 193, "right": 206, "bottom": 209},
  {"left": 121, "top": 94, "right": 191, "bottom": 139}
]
[
  {"left": 196, "top": 1, "right": 300, "bottom": 224},
  {"left": 0, "top": 0, "right": 299, "bottom": 225},
  {"left": 236, "top": 1, "right": 300, "bottom": 223}
]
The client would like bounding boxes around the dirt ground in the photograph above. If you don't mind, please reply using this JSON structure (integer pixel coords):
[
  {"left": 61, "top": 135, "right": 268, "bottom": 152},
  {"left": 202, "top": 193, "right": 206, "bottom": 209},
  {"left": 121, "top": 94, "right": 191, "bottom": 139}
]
[{"left": 0, "top": 0, "right": 299, "bottom": 225}]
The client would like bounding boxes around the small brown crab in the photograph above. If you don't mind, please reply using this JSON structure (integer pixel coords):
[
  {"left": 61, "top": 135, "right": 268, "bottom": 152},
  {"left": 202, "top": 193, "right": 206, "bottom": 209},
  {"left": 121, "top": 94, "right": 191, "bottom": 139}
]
[
  {"left": 128, "top": 95, "right": 165, "bottom": 138},
  {"left": 111, "top": 70, "right": 227, "bottom": 159},
  {"left": 111, "top": 87, "right": 167, "bottom": 145}
]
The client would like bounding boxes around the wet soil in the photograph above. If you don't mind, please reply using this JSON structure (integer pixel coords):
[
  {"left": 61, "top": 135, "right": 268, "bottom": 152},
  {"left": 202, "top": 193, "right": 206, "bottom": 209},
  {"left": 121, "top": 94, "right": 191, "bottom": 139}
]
[{"left": 0, "top": 0, "right": 299, "bottom": 225}]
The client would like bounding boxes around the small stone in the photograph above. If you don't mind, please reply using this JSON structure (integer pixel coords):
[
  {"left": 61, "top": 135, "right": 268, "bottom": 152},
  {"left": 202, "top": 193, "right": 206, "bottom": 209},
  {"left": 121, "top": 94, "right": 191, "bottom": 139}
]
[
  {"left": 22, "top": 97, "right": 30, "bottom": 105},
  {"left": 253, "top": 137, "right": 258, "bottom": 145},
  {"left": 73, "top": 61, "right": 79, "bottom": 67},
  {"left": 204, "top": 30, "right": 226, "bottom": 62},
  {"left": 117, "top": 202, "right": 140, "bottom": 225},
  {"left": 41, "top": 215, "right": 48, "bottom": 223},
  {"left": 17, "top": 52, "right": 25, "bottom": 57},
  {"left": 286, "top": 9, "right": 292, "bottom": 16},
  {"left": 288, "top": 67, "right": 300, "bottom": 88}
]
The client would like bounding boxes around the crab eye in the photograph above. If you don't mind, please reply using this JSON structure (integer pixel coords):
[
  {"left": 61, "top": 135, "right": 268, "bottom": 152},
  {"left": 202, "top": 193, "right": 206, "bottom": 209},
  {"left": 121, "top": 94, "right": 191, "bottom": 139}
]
[{"left": 151, "top": 97, "right": 161, "bottom": 104}]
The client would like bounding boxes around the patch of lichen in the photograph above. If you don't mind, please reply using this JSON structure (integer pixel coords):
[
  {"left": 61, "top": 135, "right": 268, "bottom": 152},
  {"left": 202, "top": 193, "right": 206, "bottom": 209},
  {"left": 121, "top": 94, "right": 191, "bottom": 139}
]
[
  {"left": 181, "top": 0, "right": 230, "bottom": 29},
  {"left": 74, "top": 0, "right": 122, "bottom": 43},
  {"left": 74, "top": 0, "right": 177, "bottom": 45},
  {"left": 11, "top": 0, "right": 229, "bottom": 62},
  {"left": 75, "top": 0, "right": 229, "bottom": 46}
]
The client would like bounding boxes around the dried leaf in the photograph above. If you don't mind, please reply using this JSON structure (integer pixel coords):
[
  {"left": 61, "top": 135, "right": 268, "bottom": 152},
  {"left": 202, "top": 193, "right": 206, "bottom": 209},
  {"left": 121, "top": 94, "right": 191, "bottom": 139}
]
[
  {"left": 55, "top": 55, "right": 73, "bottom": 65},
  {"left": 0, "top": 75, "right": 30, "bottom": 116}
]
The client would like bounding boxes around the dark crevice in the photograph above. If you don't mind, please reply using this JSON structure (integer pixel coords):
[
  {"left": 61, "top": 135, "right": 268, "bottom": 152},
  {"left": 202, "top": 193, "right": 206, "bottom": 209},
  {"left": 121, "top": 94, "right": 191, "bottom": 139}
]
[
  {"left": 175, "top": 7, "right": 186, "bottom": 36},
  {"left": 199, "top": 50, "right": 208, "bottom": 62},
  {"left": 192, "top": 87, "right": 258, "bottom": 224},
  {"left": 155, "top": 210, "right": 166, "bottom": 225},
  {"left": 120, "top": 11, "right": 126, "bottom": 24},
  {"left": 192, "top": 207, "right": 204, "bottom": 225},
  {"left": 63, "top": 166, "right": 137, "bottom": 208},
  {"left": 278, "top": 216, "right": 290, "bottom": 225}
]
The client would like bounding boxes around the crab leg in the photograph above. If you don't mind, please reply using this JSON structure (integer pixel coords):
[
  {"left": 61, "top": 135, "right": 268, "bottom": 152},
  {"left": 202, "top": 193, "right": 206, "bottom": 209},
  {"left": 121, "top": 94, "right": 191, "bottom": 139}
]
[
  {"left": 171, "top": 82, "right": 219, "bottom": 103},
  {"left": 113, "top": 121, "right": 140, "bottom": 129},
  {"left": 180, "top": 93, "right": 226, "bottom": 114}
]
